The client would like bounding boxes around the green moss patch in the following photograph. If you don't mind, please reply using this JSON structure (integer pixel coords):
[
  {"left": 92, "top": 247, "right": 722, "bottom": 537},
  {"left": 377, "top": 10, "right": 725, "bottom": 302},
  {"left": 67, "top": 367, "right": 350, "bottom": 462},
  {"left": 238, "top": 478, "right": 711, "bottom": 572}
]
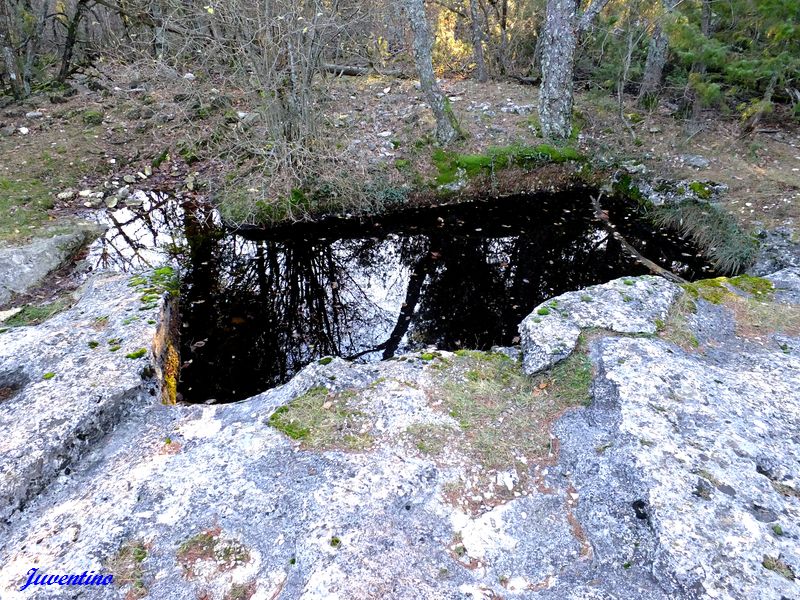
[
  {"left": 683, "top": 278, "right": 730, "bottom": 305},
  {"left": 688, "top": 181, "right": 713, "bottom": 200},
  {"left": 432, "top": 144, "right": 584, "bottom": 186},
  {"left": 129, "top": 266, "right": 180, "bottom": 309},
  {"left": 268, "top": 386, "right": 372, "bottom": 451},
  {"left": 82, "top": 110, "right": 104, "bottom": 125},
  {"left": 125, "top": 348, "right": 148, "bottom": 360},
  {"left": 3, "top": 299, "right": 71, "bottom": 327},
  {"left": 728, "top": 275, "right": 773, "bottom": 299},
  {"left": 683, "top": 275, "right": 774, "bottom": 304}
]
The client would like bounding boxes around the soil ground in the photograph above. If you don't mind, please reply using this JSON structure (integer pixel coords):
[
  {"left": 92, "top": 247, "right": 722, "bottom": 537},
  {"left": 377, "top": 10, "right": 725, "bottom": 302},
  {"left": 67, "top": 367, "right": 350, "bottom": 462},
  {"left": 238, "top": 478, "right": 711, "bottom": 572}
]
[{"left": 1, "top": 62, "right": 798, "bottom": 245}]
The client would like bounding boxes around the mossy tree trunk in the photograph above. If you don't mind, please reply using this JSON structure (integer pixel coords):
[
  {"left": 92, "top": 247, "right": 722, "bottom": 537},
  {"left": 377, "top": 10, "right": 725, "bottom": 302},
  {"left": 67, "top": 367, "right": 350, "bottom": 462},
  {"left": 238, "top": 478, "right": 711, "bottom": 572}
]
[
  {"left": 402, "top": 0, "right": 461, "bottom": 146},
  {"left": 57, "top": 0, "right": 89, "bottom": 83}
]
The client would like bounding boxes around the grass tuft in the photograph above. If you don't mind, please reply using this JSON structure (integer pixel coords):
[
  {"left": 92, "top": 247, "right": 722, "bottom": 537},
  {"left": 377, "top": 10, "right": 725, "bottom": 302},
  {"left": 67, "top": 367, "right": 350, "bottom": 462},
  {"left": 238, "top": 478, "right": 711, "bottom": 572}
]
[
  {"left": 177, "top": 528, "right": 250, "bottom": 576},
  {"left": 650, "top": 200, "right": 757, "bottom": 274},
  {"left": 107, "top": 540, "right": 148, "bottom": 599},
  {"left": 405, "top": 423, "right": 456, "bottom": 456},
  {"left": 762, "top": 555, "right": 795, "bottom": 580}
]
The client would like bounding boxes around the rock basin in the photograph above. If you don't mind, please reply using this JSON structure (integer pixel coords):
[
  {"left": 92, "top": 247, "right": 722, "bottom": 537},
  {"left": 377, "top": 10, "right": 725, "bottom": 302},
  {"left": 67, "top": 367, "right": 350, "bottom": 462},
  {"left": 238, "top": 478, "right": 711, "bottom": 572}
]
[{"left": 0, "top": 268, "right": 797, "bottom": 599}]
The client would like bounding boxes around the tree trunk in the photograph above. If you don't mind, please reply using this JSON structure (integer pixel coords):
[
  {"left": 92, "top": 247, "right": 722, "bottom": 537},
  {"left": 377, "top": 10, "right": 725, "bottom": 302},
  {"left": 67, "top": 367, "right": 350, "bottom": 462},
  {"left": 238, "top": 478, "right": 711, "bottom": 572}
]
[
  {"left": 688, "top": 0, "right": 712, "bottom": 123},
  {"left": 402, "top": 0, "right": 461, "bottom": 145},
  {"left": 498, "top": 0, "right": 508, "bottom": 75},
  {"left": 638, "top": 0, "right": 677, "bottom": 106},
  {"left": 23, "top": 0, "right": 49, "bottom": 95},
  {"left": 638, "top": 24, "right": 667, "bottom": 103},
  {"left": 537, "top": 0, "right": 578, "bottom": 139},
  {"left": 537, "top": 0, "right": 610, "bottom": 139},
  {"left": 57, "top": 0, "right": 89, "bottom": 82},
  {"left": 469, "top": 0, "right": 487, "bottom": 82},
  {"left": 150, "top": 0, "right": 166, "bottom": 58},
  {"left": 0, "top": 0, "right": 24, "bottom": 98}
]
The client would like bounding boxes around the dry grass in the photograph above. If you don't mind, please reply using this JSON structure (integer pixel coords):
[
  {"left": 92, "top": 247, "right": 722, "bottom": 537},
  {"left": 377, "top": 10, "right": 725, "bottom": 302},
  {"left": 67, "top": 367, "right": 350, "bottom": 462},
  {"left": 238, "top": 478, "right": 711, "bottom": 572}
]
[
  {"left": 660, "top": 275, "right": 800, "bottom": 349},
  {"left": 404, "top": 423, "right": 457, "bottom": 456},
  {"left": 176, "top": 527, "right": 250, "bottom": 577},
  {"left": 223, "top": 582, "right": 257, "bottom": 600},
  {"left": 658, "top": 293, "right": 701, "bottom": 351},
  {"left": 417, "top": 350, "right": 591, "bottom": 500},
  {"left": 732, "top": 300, "right": 800, "bottom": 339},
  {"left": 106, "top": 540, "right": 148, "bottom": 599},
  {"left": 762, "top": 555, "right": 796, "bottom": 581}
]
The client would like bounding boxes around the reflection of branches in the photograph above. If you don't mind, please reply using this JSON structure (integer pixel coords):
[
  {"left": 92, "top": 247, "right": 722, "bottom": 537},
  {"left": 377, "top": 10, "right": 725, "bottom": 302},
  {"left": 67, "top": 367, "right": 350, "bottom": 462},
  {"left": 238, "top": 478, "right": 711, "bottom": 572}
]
[
  {"left": 381, "top": 237, "right": 437, "bottom": 359},
  {"left": 344, "top": 236, "right": 435, "bottom": 360},
  {"left": 91, "top": 195, "right": 186, "bottom": 271}
]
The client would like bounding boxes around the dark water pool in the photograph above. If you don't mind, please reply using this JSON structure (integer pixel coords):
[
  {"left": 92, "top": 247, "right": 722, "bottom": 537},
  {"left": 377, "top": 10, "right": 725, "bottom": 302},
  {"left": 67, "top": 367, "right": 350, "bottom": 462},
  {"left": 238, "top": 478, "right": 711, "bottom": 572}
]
[{"left": 89, "top": 190, "right": 720, "bottom": 404}]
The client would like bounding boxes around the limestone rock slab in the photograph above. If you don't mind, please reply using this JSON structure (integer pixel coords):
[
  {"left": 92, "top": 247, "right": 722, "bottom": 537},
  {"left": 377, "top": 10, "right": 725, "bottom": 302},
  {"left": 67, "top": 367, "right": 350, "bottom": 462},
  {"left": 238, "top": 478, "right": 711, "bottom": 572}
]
[{"left": 519, "top": 275, "right": 681, "bottom": 374}]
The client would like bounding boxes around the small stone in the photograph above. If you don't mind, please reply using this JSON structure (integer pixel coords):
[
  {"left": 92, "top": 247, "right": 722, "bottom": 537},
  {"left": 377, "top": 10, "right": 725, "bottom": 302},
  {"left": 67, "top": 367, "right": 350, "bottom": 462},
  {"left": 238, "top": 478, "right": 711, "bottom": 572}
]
[
  {"left": 25, "top": 111, "right": 43, "bottom": 119},
  {"left": 0, "top": 307, "right": 23, "bottom": 322},
  {"left": 123, "top": 175, "right": 136, "bottom": 184},
  {"left": 750, "top": 504, "right": 778, "bottom": 523},
  {"left": 56, "top": 190, "right": 75, "bottom": 201},
  {"left": 78, "top": 190, "right": 93, "bottom": 198},
  {"left": 183, "top": 73, "right": 196, "bottom": 81},
  {"left": 18, "top": 127, "right": 29, "bottom": 135},
  {"left": 681, "top": 154, "right": 710, "bottom": 169},
  {"left": 105, "top": 197, "right": 118, "bottom": 209},
  {"left": 377, "top": 131, "right": 393, "bottom": 138}
]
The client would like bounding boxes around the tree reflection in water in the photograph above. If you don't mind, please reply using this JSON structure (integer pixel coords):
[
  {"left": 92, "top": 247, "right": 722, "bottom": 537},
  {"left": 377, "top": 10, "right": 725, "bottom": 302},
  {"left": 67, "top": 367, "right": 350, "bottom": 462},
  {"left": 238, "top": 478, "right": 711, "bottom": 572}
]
[{"left": 89, "top": 191, "right": 719, "bottom": 404}]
